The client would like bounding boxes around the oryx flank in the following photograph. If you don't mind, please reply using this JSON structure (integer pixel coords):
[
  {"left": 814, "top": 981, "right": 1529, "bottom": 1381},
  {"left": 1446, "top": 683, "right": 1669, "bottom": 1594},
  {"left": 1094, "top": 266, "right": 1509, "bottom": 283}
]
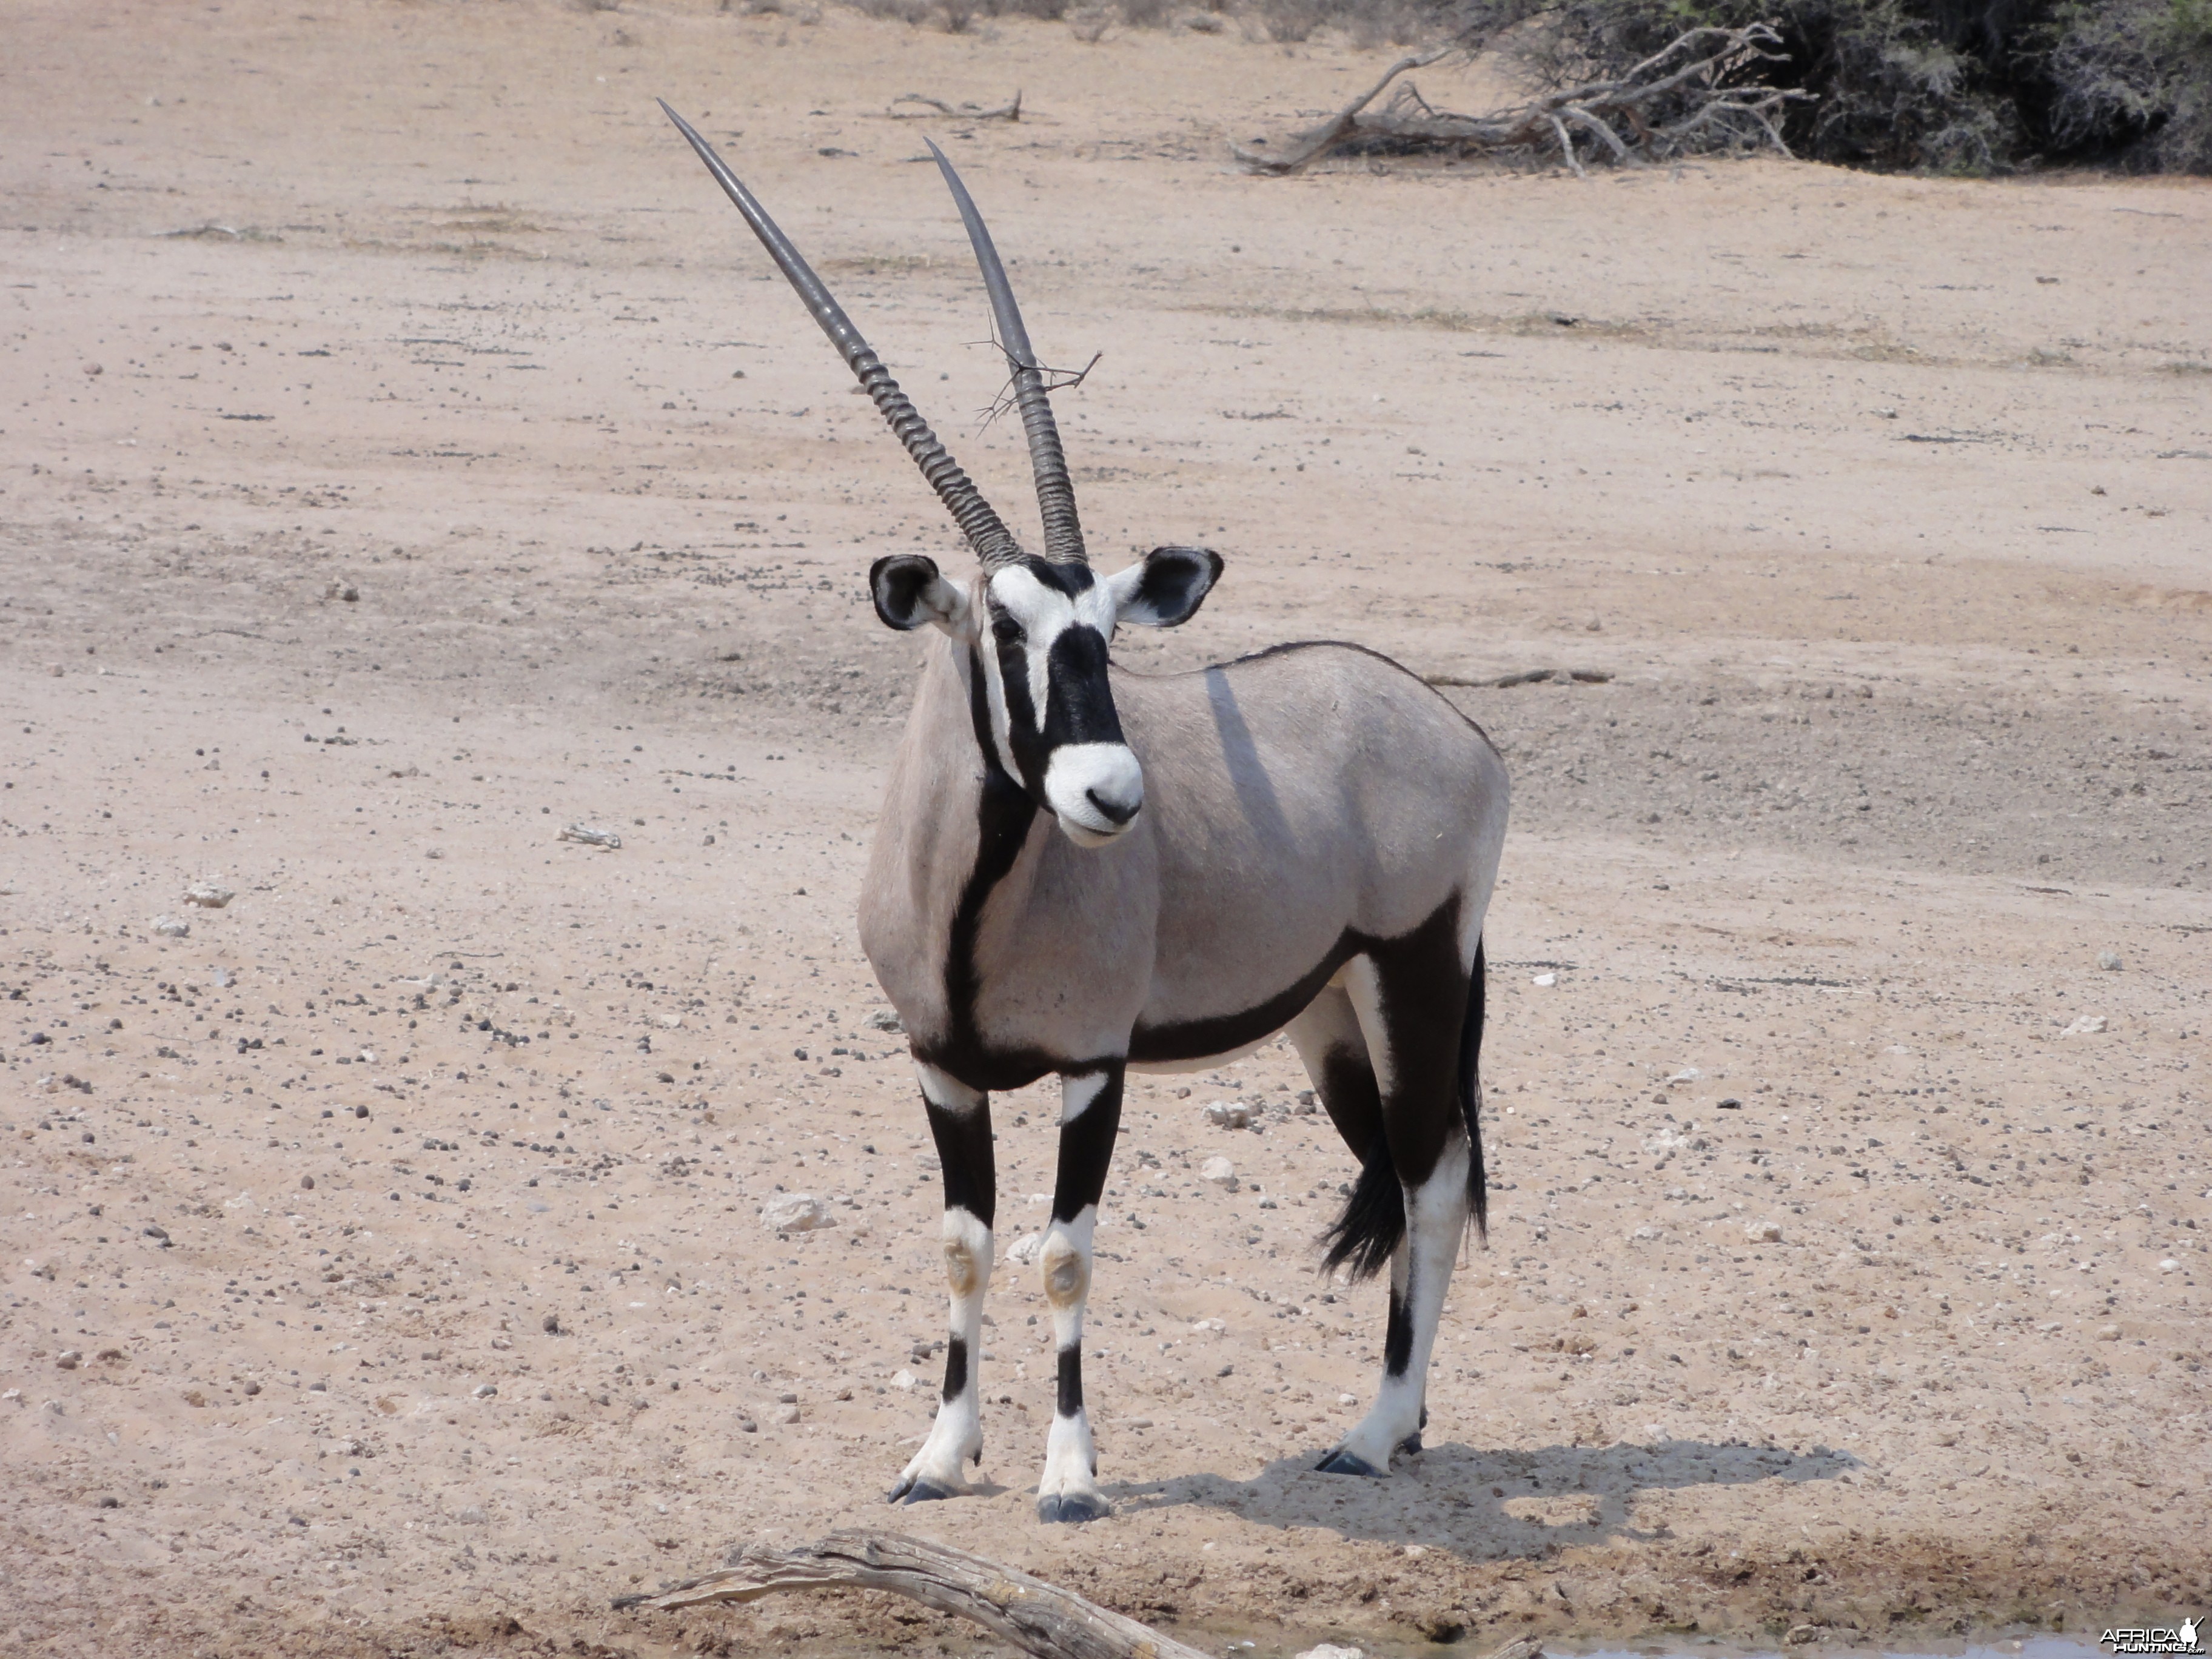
[{"left": 662, "top": 103, "right": 1509, "bottom": 1524}]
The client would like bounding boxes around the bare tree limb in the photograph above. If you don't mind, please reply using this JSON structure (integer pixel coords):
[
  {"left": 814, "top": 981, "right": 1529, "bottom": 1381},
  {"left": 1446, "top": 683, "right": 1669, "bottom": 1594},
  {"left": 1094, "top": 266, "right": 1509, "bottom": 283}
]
[
  {"left": 890, "top": 90, "right": 1021, "bottom": 121},
  {"left": 1232, "top": 46, "right": 1452, "bottom": 175},
  {"left": 615, "top": 1529, "right": 1213, "bottom": 1659},
  {"left": 1235, "top": 22, "right": 1809, "bottom": 176}
]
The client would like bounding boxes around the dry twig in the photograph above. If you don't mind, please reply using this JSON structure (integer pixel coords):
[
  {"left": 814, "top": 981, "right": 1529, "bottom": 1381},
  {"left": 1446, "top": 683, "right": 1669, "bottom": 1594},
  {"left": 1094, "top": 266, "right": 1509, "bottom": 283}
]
[
  {"left": 1235, "top": 24, "right": 1808, "bottom": 176},
  {"left": 615, "top": 1529, "right": 1210, "bottom": 1659},
  {"left": 891, "top": 90, "right": 1022, "bottom": 121},
  {"left": 621, "top": 1533, "right": 1544, "bottom": 1659},
  {"left": 1425, "top": 667, "right": 1614, "bottom": 688}
]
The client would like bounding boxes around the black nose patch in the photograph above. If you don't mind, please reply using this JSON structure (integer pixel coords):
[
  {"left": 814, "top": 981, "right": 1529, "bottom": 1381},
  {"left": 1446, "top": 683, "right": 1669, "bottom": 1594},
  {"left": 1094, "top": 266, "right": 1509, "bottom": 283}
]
[{"left": 1044, "top": 626, "right": 1120, "bottom": 748}]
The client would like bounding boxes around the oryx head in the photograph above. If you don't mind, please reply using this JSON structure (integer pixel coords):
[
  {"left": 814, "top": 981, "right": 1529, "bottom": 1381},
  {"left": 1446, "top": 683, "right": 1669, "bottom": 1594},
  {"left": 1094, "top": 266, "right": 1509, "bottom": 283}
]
[{"left": 662, "top": 104, "right": 1222, "bottom": 846}]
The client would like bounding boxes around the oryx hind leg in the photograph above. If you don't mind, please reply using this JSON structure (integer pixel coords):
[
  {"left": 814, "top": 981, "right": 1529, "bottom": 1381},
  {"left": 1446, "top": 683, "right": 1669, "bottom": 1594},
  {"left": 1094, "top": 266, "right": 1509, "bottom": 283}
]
[
  {"left": 1312, "top": 910, "right": 1477, "bottom": 1478},
  {"left": 1033, "top": 1063, "right": 1123, "bottom": 1524},
  {"left": 888, "top": 1060, "right": 996, "bottom": 1504}
]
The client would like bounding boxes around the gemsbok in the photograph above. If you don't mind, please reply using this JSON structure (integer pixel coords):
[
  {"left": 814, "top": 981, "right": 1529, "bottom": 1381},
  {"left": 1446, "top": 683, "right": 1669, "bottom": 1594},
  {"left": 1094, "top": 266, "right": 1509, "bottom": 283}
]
[{"left": 662, "top": 103, "right": 1510, "bottom": 1524}]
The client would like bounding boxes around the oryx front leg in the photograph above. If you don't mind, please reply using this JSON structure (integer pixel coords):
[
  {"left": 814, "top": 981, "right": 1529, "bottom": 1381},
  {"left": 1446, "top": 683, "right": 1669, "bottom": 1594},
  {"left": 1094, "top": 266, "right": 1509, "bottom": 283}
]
[
  {"left": 1035, "top": 1064, "right": 1122, "bottom": 1524},
  {"left": 888, "top": 1061, "right": 995, "bottom": 1505}
]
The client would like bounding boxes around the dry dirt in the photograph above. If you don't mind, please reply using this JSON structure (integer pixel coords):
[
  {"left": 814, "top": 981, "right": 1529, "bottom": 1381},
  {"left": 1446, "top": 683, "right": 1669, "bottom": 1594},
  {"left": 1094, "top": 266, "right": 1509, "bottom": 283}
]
[{"left": 3, "top": 2, "right": 2210, "bottom": 1657}]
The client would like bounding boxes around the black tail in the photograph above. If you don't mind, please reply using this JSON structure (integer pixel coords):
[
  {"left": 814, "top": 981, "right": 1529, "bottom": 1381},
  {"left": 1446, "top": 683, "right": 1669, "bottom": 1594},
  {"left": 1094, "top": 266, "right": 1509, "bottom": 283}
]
[
  {"left": 1461, "top": 937, "right": 1489, "bottom": 1243},
  {"left": 1319, "top": 939, "right": 1489, "bottom": 1279},
  {"left": 1319, "top": 1147, "right": 1404, "bottom": 1281}
]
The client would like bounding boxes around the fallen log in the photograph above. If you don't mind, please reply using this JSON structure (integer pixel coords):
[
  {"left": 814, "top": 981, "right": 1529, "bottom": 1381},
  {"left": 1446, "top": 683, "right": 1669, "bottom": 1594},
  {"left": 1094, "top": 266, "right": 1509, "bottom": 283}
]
[
  {"left": 1425, "top": 667, "right": 1614, "bottom": 688},
  {"left": 891, "top": 90, "right": 1022, "bottom": 121},
  {"left": 615, "top": 1529, "right": 1212, "bottom": 1659}
]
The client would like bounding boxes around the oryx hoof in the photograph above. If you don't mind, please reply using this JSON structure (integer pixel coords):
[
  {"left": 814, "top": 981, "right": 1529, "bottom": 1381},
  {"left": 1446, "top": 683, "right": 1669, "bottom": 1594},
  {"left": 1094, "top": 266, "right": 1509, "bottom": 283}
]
[
  {"left": 1036, "top": 1490, "right": 1111, "bottom": 1524},
  {"left": 1395, "top": 1432, "right": 1423, "bottom": 1456},
  {"left": 1315, "top": 1447, "right": 1387, "bottom": 1478},
  {"left": 887, "top": 1477, "right": 959, "bottom": 1505}
]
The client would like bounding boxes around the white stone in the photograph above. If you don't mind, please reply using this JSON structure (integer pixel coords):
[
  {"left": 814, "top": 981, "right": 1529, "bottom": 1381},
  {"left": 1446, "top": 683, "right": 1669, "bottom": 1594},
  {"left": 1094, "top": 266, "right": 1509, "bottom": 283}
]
[
  {"left": 891, "top": 1369, "right": 918, "bottom": 1391},
  {"left": 1005, "top": 1231, "right": 1043, "bottom": 1265},
  {"left": 2059, "top": 1014, "right": 2106, "bottom": 1037},
  {"left": 2096, "top": 951, "right": 2121, "bottom": 971},
  {"left": 1295, "top": 1645, "right": 1366, "bottom": 1659},
  {"left": 1667, "top": 1067, "right": 1701, "bottom": 1084},
  {"left": 1201, "top": 1156, "right": 1238, "bottom": 1191},
  {"left": 760, "top": 1193, "right": 830, "bottom": 1233},
  {"left": 183, "top": 883, "right": 235, "bottom": 908},
  {"left": 1532, "top": 972, "right": 1557, "bottom": 987},
  {"left": 1745, "top": 1219, "right": 1783, "bottom": 1244},
  {"left": 1203, "top": 1099, "right": 1252, "bottom": 1130},
  {"left": 471, "top": 1382, "right": 497, "bottom": 1398},
  {"left": 152, "top": 916, "right": 190, "bottom": 938}
]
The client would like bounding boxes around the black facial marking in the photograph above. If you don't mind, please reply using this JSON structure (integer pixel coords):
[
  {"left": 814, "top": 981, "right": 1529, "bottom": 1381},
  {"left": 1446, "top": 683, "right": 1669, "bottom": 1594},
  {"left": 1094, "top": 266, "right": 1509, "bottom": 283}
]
[
  {"left": 1056, "top": 1346, "right": 1084, "bottom": 1418},
  {"left": 1383, "top": 1285, "right": 1414, "bottom": 1378},
  {"left": 923, "top": 1092, "right": 997, "bottom": 1230},
  {"left": 1021, "top": 555, "right": 1095, "bottom": 597},
  {"left": 1044, "top": 625, "right": 1121, "bottom": 744},
  {"left": 942, "top": 1335, "right": 970, "bottom": 1403},
  {"left": 1050, "top": 1068, "right": 1124, "bottom": 1226},
  {"left": 990, "top": 615, "right": 1122, "bottom": 803}
]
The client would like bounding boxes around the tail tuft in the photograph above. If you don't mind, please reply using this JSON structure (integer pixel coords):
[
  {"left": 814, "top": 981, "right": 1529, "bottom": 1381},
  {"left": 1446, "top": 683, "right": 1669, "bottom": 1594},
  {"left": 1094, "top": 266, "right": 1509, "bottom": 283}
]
[
  {"left": 1461, "top": 937, "right": 1489, "bottom": 1243},
  {"left": 1319, "top": 1151, "right": 1404, "bottom": 1281}
]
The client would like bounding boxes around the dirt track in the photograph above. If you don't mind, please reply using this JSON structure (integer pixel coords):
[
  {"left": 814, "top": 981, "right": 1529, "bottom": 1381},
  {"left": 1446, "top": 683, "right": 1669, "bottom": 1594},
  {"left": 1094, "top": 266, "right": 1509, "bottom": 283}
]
[{"left": 2, "top": 2, "right": 2209, "bottom": 1655}]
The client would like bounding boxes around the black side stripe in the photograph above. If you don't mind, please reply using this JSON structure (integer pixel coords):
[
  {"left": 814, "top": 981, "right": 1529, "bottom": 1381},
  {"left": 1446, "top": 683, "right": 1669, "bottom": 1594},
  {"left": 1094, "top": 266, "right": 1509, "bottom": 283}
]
[{"left": 936, "top": 646, "right": 1037, "bottom": 1081}]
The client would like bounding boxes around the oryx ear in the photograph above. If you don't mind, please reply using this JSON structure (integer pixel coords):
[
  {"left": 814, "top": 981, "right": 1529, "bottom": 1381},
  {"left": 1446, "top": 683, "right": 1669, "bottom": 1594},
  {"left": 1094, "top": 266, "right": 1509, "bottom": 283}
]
[
  {"left": 1108, "top": 545, "right": 1223, "bottom": 628},
  {"left": 870, "top": 554, "right": 970, "bottom": 634}
]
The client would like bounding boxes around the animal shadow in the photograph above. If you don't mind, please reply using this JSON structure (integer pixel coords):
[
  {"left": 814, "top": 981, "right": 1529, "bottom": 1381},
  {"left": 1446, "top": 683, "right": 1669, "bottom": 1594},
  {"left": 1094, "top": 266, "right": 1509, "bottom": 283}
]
[{"left": 1113, "top": 1437, "right": 1860, "bottom": 1555}]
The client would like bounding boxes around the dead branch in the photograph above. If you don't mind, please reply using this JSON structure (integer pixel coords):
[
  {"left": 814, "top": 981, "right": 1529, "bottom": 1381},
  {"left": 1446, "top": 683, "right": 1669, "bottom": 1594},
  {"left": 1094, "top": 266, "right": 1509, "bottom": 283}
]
[
  {"left": 620, "top": 1532, "right": 1547, "bottom": 1659},
  {"left": 1235, "top": 23, "right": 1809, "bottom": 176},
  {"left": 1233, "top": 46, "right": 1452, "bottom": 175},
  {"left": 891, "top": 90, "right": 1021, "bottom": 121},
  {"left": 615, "top": 1529, "right": 1210, "bottom": 1659},
  {"left": 1426, "top": 668, "right": 1614, "bottom": 688}
]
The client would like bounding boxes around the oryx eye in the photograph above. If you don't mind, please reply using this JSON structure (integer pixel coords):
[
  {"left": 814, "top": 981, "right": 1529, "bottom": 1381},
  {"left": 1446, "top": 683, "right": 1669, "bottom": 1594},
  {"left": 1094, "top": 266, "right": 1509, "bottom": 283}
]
[{"left": 990, "top": 615, "right": 1023, "bottom": 645}]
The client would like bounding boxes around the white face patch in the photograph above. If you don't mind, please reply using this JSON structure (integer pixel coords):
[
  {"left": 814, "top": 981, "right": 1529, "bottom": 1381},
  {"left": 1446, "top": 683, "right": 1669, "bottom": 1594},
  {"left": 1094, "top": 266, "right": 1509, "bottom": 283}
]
[
  {"left": 986, "top": 564, "right": 1121, "bottom": 731},
  {"left": 1043, "top": 742, "right": 1143, "bottom": 845}
]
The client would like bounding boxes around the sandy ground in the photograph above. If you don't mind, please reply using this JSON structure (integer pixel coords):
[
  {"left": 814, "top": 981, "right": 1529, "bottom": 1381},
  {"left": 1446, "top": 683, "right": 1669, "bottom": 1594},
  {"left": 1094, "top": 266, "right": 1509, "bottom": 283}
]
[{"left": 3, "top": 2, "right": 2210, "bottom": 1655}]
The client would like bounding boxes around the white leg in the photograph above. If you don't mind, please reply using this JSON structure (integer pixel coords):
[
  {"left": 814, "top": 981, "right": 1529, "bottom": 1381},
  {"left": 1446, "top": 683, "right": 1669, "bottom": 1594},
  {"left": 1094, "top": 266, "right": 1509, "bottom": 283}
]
[
  {"left": 1035, "top": 1065, "right": 1121, "bottom": 1523},
  {"left": 1326, "top": 1133, "right": 1467, "bottom": 1473},
  {"left": 889, "top": 1061, "right": 994, "bottom": 1504}
]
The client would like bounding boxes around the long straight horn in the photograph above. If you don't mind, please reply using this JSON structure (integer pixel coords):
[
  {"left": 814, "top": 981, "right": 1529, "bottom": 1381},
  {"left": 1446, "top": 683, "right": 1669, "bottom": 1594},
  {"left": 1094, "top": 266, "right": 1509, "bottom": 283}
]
[
  {"left": 659, "top": 102, "right": 1024, "bottom": 568},
  {"left": 925, "top": 140, "right": 1087, "bottom": 566}
]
